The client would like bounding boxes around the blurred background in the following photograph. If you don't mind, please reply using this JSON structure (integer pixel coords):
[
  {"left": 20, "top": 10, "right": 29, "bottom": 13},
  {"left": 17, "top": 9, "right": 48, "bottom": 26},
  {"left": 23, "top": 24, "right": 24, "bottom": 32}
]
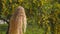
[{"left": 0, "top": 0, "right": 60, "bottom": 34}]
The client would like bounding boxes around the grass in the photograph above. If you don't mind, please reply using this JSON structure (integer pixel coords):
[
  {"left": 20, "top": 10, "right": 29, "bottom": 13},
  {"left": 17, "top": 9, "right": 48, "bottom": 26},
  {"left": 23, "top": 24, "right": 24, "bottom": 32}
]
[
  {"left": 25, "top": 24, "right": 45, "bottom": 34},
  {"left": 0, "top": 24, "right": 8, "bottom": 34},
  {"left": 0, "top": 24, "right": 45, "bottom": 34}
]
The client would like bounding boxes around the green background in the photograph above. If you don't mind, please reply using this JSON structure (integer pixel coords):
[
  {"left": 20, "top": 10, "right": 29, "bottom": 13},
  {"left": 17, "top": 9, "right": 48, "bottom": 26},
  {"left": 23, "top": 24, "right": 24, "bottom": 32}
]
[{"left": 0, "top": 0, "right": 60, "bottom": 34}]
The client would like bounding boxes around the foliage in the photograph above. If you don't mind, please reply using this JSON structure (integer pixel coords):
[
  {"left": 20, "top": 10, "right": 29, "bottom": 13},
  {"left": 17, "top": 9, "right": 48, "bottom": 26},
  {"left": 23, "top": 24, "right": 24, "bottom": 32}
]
[{"left": 0, "top": 0, "right": 60, "bottom": 34}]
